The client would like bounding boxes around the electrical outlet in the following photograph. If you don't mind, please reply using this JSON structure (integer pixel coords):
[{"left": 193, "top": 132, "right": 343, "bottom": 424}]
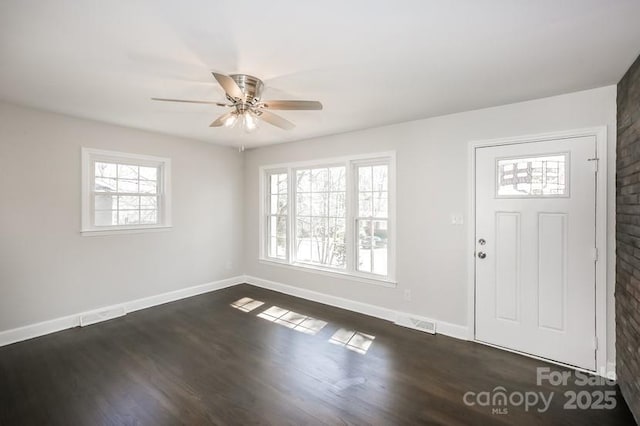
[{"left": 403, "top": 289, "right": 411, "bottom": 301}]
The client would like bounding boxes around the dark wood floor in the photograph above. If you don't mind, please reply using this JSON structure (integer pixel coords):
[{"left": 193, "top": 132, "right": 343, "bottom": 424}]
[{"left": 0, "top": 284, "right": 634, "bottom": 425}]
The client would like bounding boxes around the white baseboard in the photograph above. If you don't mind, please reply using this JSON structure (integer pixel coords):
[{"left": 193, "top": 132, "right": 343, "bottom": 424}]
[
  {"left": 436, "top": 320, "right": 471, "bottom": 340},
  {"left": 124, "top": 276, "right": 242, "bottom": 313},
  {"left": 243, "top": 275, "right": 469, "bottom": 341},
  {"left": 244, "top": 274, "right": 398, "bottom": 321},
  {"left": 0, "top": 275, "right": 245, "bottom": 347},
  {"left": 0, "top": 314, "right": 81, "bottom": 349},
  {"left": 0, "top": 274, "right": 468, "bottom": 348}
]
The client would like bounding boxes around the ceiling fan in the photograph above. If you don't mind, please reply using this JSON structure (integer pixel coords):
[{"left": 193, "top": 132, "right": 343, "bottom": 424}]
[{"left": 152, "top": 72, "right": 323, "bottom": 133}]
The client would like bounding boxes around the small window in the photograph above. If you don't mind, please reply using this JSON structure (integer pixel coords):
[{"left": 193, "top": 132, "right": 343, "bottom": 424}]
[
  {"left": 496, "top": 153, "right": 568, "bottom": 197},
  {"left": 82, "top": 148, "right": 171, "bottom": 234}
]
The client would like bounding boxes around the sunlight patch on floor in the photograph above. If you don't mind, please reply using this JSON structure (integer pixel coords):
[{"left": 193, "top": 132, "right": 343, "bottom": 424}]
[
  {"left": 257, "top": 305, "right": 328, "bottom": 335},
  {"left": 329, "top": 328, "right": 375, "bottom": 354},
  {"left": 230, "top": 297, "right": 265, "bottom": 312}
]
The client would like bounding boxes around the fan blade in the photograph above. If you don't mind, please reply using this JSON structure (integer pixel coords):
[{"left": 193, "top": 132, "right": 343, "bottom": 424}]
[
  {"left": 258, "top": 110, "right": 295, "bottom": 130},
  {"left": 260, "top": 100, "right": 323, "bottom": 110},
  {"left": 151, "top": 98, "right": 229, "bottom": 107},
  {"left": 212, "top": 72, "right": 245, "bottom": 101},
  {"left": 210, "top": 112, "right": 235, "bottom": 127}
]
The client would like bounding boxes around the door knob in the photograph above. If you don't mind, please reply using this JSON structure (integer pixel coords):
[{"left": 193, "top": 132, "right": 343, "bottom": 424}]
[{"left": 477, "top": 251, "right": 487, "bottom": 259}]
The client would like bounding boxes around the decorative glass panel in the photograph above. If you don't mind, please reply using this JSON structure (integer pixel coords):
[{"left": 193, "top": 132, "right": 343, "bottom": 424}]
[{"left": 497, "top": 154, "right": 568, "bottom": 197}]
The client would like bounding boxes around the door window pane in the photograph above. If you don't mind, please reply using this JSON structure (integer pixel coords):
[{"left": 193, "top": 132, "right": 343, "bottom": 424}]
[{"left": 497, "top": 154, "right": 568, "bottom": 197}]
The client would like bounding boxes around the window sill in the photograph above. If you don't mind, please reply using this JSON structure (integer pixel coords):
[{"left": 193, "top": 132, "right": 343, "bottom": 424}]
[
  {"left": 258, "top": 258, "right": 397, "bottom": 288},
  {"left": 80, "top": 225, "right": 173, "bottom": 237}
]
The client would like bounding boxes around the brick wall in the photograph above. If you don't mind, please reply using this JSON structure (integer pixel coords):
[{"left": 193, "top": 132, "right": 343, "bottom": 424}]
[{"left": 617, "top": 52, "right": 640, "bottom": 423}]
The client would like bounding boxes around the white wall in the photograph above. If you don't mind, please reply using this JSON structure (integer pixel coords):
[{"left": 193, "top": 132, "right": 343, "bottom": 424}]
[
  {"left": 0, "top": 86, "right": 618, "bottom": 365},
  {"left": 243, "top": 86, "right": 617, "bottom": 362},
  {"left": 0, "top": 102, "right": 244, "bottom": 332}
]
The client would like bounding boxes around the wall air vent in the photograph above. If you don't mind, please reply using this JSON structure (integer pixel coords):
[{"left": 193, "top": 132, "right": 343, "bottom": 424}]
[
  {"left": 394, "top": 314, "right": 437, "bottom": 334},
  {"left": 79, "top": 305, "right": 126, "bottom": 327}
]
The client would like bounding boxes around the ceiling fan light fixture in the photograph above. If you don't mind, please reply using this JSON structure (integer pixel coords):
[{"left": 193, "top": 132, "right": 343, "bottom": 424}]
[
  {"left": 223, "top": 113, "right": 238, "bottom": 128},
  {"left": 243, "top": 111, "right": 258, "bottom": 133}
]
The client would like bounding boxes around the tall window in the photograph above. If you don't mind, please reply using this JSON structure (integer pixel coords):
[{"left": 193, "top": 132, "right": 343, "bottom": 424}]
[
  {"left": 356, "top": 163, "right": 389, "bottom": 276},
  {"left": 262, "top": 154, "right": 394, "bottom": 284},
  {"left": 81, "top": 148, "right": 171, "bottom": 234},
  {"left": 267, "top": 171, "right": 288, "bottom": 259},
  {"left": 295, "top": 166, "right": 346, "bottom": 268}
]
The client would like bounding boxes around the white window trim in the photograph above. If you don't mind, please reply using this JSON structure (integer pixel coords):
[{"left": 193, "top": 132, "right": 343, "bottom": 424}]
[
  {"left": 259, "top": 151, "right": 397, "bottom": 287},
  {"left": 81, "top": 148, "right": 172, "bottom": 236}
]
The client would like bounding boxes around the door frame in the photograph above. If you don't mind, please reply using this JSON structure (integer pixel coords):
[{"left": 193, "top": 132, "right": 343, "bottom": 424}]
[{"left": 466, "top": 126, "right": 608, "bottom": 375}]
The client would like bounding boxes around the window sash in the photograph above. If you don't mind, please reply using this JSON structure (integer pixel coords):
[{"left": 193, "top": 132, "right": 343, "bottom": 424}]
[
  {"left": 265, "top": 170, "right": 289, "bottom": 261},
  {"left": 354, "top": 162, "right": 389, "bottom": 276},
  {"left": 292, "top": 165, "right": 347, "bottom": 269},
  {"left": 89, "top": 159, "right": 163, "bottom": 228},
  {"left": 91, "top": 194, "right": 161, "bottom": 227},
  {"left": 266, "top": 213, "right": 288, "bottom": 260}
]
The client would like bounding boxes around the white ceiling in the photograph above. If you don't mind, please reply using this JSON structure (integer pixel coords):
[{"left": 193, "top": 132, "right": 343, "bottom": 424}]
[{"left": 1, "top": 1, "right": 639, "bottom": 149}]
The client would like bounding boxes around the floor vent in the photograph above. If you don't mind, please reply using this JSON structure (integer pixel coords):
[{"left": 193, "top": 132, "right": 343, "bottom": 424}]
[
  {"left": 80, "top": 305, "right": 126, "bottom": 327},
  {"left": 394, "top": 314, "right": 437, "bottom": 334}
]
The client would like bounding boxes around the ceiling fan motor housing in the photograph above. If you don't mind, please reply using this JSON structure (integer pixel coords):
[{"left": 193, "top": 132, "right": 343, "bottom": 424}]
[{"left": 229, "top": 74, "right": 264, "bottom": 105}]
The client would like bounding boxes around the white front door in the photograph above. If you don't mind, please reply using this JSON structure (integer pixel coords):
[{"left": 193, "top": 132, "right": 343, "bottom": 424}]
[{"left": 475, "top": 136, "right": 597, "bottom": 370}]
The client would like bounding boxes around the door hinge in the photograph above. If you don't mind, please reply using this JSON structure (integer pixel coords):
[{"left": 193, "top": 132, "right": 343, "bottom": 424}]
[
  {"left": 593, "top": 247, "right": 599, "bottom": 262},
  {"left": 588, "top": 157, "right": 599, "bottom": 173},
  {"left": 593, "top": 336, "right": 599, "bottom": 350}
]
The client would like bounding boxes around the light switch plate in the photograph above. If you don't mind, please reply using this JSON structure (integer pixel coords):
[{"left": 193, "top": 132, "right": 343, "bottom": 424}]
[{"left": 451, "top": 215, "right": 464, "bottom": 225}]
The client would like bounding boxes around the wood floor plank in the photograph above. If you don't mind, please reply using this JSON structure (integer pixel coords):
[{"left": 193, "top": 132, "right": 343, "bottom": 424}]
[{"left": 0, "top": 284, "right": 634, "bottom": 425}]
